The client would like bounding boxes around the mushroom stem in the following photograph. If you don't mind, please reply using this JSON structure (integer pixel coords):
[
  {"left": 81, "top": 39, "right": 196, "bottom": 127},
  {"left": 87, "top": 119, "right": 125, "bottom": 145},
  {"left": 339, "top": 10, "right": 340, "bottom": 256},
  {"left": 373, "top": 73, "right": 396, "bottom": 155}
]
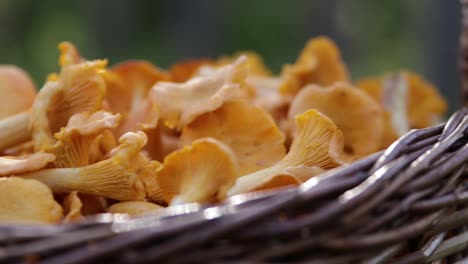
[
  {"left": 18, "top": 159, "right": 146, "bottom": 201},
  {"left": 0, "top": 111, "right": 31, "bottom": 151}
]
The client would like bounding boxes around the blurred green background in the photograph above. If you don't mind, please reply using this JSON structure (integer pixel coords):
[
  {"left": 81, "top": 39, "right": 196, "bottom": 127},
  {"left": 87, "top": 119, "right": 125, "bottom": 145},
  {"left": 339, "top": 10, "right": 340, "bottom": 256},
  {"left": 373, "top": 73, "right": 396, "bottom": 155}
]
[{"left": 0, "top": 0, "right": 462, "bottom": 111}]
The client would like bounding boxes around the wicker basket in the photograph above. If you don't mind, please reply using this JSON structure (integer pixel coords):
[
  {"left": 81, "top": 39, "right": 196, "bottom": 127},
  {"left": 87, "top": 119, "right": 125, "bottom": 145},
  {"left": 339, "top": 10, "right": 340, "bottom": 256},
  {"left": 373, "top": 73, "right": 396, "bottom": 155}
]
[{"left": 1, "top": 3, "right": 468, "bottom": 264}]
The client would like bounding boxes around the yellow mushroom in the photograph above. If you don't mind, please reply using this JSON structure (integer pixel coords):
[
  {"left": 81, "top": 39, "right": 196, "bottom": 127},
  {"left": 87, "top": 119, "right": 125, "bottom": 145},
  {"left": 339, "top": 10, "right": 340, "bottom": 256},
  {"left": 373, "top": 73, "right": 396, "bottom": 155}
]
[
  {"left": 150, "top": 56, "right": 250, "bottom": 131},
  {"left": 31, "top": 59, "right": 107, "bottom": 152},
  {"left": 1, "top": 141, "right": 34, "bottom": 156},
  {"left": 45, "top": 111, "right": 121, "bottom": 168},
  {"left": 227, "top": 110, "right": 343, "bottom": 196},
  {"left": 356, "top": 73, "right": 409, "bottom": 148},
  {"left": 18, "top": 132, "right": 148, "bottom": 201},
  {"left": 217, "top": 51, "right": 272, "bottom": 76},
  {"left": 138, "top": 160, "right": 164, "bottom": 204},
  {"left": 98, "top": 61, "right": 170, "bottom": 160},
  {"left": 169, "top": 58, "right": 214, "bottom": 82},
  {"left": 61, "top": 191, "right": 107, "bottom": 223},
  {"left": 181, "top": 100, "right": 286, "bottom": 175},
  {"left": 62, "top": 191, "right": 84, "bottom": 223},
  {"left": 0, "top": 152, "right": 55, "bottom": 176},
  {"left": 0, "top": 65, "right": 37, "bottom": 119},
  {"left": 288, "top": 83, "right": 384, "bottom": 159},
  {"left": 0, "top": 111, "right": 33, "bottom": 152},
  {"left": 0, "top": 177, "right": 63, "bottom": 224},
  {"left": 88, "top": 130, "right": 118, "bottom": 164},
  {"left": 58, "top": 41, "right": 83, "bottom": 67},
  {"left": 246, "top": 76, "right": 291, "bottom": 131},
  {"left": 157, "top": 138, "right": 239, "bottom": 205},
  {"left": 357, "top": 71, "right": 447, "bottom": 129},
  {"left": 107, "top": 201, "right": 163, "bottom": 217},
  {"left": 279, "top": 36, "right": 349, "bottom": 96}
]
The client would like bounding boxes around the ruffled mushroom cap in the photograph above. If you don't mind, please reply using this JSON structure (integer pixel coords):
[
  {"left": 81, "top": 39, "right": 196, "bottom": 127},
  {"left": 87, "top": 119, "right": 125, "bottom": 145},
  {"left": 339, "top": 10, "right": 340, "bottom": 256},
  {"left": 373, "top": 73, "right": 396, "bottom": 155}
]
[
  {"left": 227, "top": 110, "right": 343, "bottom": 196},
  {"left": 157, "top": 138, "right": 239, "bottom": 205},
  {"left": 0, "top": 152, "right": 55, "bottom": 176},
  {"left": 0, "top": 65, "right": 37, "bottom": 119},
  {"left": 357, "top": 71, "right": 447, "bottom": 129},
  {"left": 217, "top": 52, "right": 272, "bottom": 76},
  {"left": 246, "top": 76, "right": 291, "bottom": 127},
  {"left": 107, "top": 201, "right": 163, "bottom": 217},
  {"left": 279, "top": 36, "right": 349, "bottom": 96},
  {"left": 62, "top": 191, "right": 107, "bottom": 222},
  {"left": 31, "top": 59, "right": 107, "bottom": 152},
  {"left": 181, "top": 100, "right": 286, "bottom": 175},
  {"left": 103, "top": 61, "right": 169, "bottom": 160},
  {"left": 62, "top": 191, "right": 83, "bottom": 223},
  {"left": 19, "top": 132, "right": 148, "bottom": 201},
  {"left": 0, "top": 177, "right": 63, "bottom": 224},
  {"left": 169, "top": 58, "right": 214, "bottom": 82},
  {"left": 88, "top": 130, "right": 118, "bottom": 164},
  {"left": 58, "top": 41, "right": 82, "bottom": 67},
  {"left": 289, "top": 83, "right": 384, "bottom": 159},
  {"left": 109, "top": 60, "right": 169, "bottom": 132},
  {"left": 356, "top": 77, "right": 398, "bottom": 148},
  {"left": 150, "top": 56, "right": 250, "bottom": 130},
  {"left": 45, "top": 111, "right": 121, "bottom": 168},
  {"left": 405, "top": 71, "right": 447, "bottom": 128}
]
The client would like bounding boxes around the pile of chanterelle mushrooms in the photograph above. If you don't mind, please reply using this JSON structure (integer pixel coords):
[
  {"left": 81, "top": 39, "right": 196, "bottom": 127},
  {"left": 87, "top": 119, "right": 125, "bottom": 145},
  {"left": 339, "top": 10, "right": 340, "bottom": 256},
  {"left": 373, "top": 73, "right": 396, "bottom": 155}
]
[{"left": 0, "top": 37, "right": 447, "bottom": 224}]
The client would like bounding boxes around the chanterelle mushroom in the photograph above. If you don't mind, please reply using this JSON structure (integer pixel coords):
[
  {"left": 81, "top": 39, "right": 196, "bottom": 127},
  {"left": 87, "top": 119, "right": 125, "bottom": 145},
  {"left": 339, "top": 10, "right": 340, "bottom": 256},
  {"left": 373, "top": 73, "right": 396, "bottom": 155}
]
[
  {"left": 279, "top": 36, "right": 349, "bottom": 96},
  {"left": 18, "top": 132, "right": 148, "bottom": 201},
  {"left": 0, "top": 152, "right": 55, "bottom": 176},
  {"left": 289, "top": 82, "right": 384, "bottom": 159},
  {"left": 157, "top": 138, "right": 239, "bottom": 205},
  {"left": 357, "top": 71, "right": 447, "bottom": 129},
  {"left": 150, "top": 56, "right": 250, "bottom": 131},
  {"left": 0, "top": 177, "right": 63, "bottom": 224},
  {"left": 181, "top": 100, "right": 286, "bottom": 175},
  {"left": 45, "top": 111, "right": 121, "bottom": 168},
  {"left": 0, "top": 65, "right": 37, "bottom": 119},
  {"left": 227, "top": 110, "right": 344, "bottom": 196}
]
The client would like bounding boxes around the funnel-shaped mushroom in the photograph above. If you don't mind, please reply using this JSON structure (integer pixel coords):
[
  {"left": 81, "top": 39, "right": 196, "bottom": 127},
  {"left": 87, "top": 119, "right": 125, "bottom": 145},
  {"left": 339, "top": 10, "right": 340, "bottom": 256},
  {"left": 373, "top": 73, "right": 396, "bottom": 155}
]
[
  {"left": 227, "top": 110, "right": 343, "bottom": 196},
  {"left": 289, "top": 83, "right": 384, "bottom": 159},
  {"left": 62, "top": 191, "right": 83, "bottom": 223},
  {"left": 107, "top": 201, "right": 163, "bottom": 217},
  {"left": 279, "top": 36, "right": 349, "bottom": 96},
  {"left": 45, "top": 111, "right": 120, "bottom": 168},
  {"left": 169, "top": 58, "right": 214, "bottom": 82},
  {"left": 102, "top": 61, "right": 169, "bottom": 160},
  {"left": 217, "top": 52, "right": 272, "bottom": 76},
  {"left": 0, "top": 177, "right": 63, "bottom": 224},
  {"left": 150, "top": 56, "right": 250, "bottom": 130},
  {"left": 88, "top": 130, "right": 118, "bottom": 164},
  {"left": 157, "top": 138, "right": 239, "bottom": 205},
  {"left": 181, "top": 100, "right": 286, "bottom": 175},
  {"left": 109, "top": 60, "right": 169, "bottom": 133},
  {"left": 31, "top": 59, "right": 107, "bottom": 152},
  {"left": 0, "top": 65, "right": 37, "bottom": 119},
  {"left": 0, "top": 152, "right": 55, "bottom": 176},
  {"left": 356, "top": 73, "right": 409, "bottom": 148},
  {"left": 19, "top": 132, "right": 148, "bottom": 201},
  {"left": 246, "top": 76, "right": 291, "bottom": 129},
  {"left": 357, "top": 71, "right": 447, "bottom": 129}
]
